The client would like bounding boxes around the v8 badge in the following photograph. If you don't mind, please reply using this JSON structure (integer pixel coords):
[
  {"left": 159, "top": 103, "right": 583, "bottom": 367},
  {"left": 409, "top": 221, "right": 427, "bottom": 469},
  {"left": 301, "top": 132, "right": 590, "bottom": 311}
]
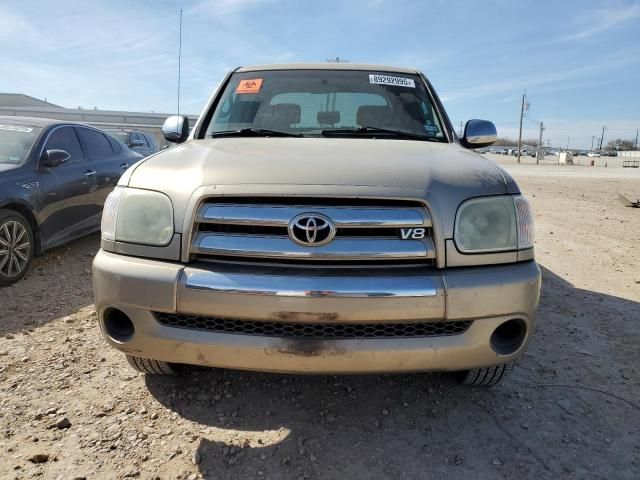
[{"left": 400, "top": 228, "right": 426, "bottom": 240}]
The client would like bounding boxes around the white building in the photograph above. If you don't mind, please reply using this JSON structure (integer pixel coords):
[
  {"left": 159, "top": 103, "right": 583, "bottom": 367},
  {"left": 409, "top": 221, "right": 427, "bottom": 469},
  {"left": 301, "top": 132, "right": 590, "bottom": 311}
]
[{"left": 0, "top": 93, "right": 198, "bottom": 146}]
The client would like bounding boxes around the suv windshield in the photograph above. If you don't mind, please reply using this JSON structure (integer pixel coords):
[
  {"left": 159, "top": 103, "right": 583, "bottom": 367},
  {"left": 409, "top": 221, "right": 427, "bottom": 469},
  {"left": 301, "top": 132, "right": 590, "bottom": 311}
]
[
  {"left": 107, "top": 131, "right": 130, "bottom": 145},
  {"left": 205, "top": 69, "right": 446, "bottom": 141},
  {"left": 0, "top": 124, "right": 42, "bottom": 165}
]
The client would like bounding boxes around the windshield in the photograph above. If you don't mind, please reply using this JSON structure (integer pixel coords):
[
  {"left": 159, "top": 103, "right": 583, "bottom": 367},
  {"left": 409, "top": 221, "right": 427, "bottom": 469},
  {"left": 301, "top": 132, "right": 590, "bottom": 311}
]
[
  {"left": 0, "top": 124, "right": 42, "bottom": 165},
  {"left": 107, "top": 131, "right": 130, "bottom": 145},
  {"left": 204, "top": 69, "right": 447, "bottom": 141}
]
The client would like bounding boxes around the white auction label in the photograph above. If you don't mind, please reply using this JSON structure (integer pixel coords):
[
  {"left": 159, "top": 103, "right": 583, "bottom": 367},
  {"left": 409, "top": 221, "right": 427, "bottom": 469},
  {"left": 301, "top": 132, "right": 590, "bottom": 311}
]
[
  {"left": 369, "top": 74, "right": 415, "bottom": 88},
  {"left": 0, "top": 124, "right": 33, "bottom": 133}
]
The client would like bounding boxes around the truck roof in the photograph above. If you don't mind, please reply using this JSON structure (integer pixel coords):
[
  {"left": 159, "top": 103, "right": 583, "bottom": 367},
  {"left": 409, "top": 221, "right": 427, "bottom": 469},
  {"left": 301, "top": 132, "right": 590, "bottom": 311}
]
[{"left": 236, "top": 63, "right": 420, "bottom": 74}]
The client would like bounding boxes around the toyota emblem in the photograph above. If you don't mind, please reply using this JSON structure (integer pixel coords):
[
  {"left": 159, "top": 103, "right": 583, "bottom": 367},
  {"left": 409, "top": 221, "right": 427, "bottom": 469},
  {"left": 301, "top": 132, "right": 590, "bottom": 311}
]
[{"left": 288, "top": 213, "right": 336, "bottom": 247}]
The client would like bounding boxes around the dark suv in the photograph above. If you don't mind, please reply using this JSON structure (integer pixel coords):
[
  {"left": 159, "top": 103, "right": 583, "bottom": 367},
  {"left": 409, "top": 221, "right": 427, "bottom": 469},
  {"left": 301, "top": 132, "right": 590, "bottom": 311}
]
[
  {"left": 0, "top": 116, "right": 142, "bottom": 285},
  {"left": 105, "top": 129, "right": 159, "bottom": 157}
]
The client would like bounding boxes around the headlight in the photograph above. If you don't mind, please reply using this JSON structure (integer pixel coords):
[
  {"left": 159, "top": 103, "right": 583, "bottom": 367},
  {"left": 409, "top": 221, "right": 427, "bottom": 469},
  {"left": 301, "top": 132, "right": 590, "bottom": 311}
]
[
  {"left": 454, "top": 195, "right": 533, "bottom": 253},
  {"left": 101, "top": 187, "right": 174, "bottom": 246}
]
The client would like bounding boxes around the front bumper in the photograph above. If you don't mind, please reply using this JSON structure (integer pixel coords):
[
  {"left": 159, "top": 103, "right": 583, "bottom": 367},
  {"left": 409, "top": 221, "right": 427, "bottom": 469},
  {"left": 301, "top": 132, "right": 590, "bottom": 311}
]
[{"left": 93, "top": 250, "right": 541, "bottom": 374}]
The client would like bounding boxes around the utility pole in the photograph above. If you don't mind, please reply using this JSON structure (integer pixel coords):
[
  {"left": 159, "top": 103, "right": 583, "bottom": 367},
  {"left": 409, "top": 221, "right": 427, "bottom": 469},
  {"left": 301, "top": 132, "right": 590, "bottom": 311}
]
[
  {"left": 327, "top": 56, "right": 349, "bottom": 63},
  {"left": 566, "top": 136, "right": 570, "bottom": 151},
  {"left": 635, "top": 129, "right": 638, "bottom": 150},
  {"left": 599, "top": 126, "right": 606, "bottom": 151},
  {"left": 536, "top": 121, "right": 544, "bottom": 164},
  {"left": 517, "top": 93, "right": 526, "bottom": 164},
  {"left": 459, "top": 121, "right": 463, "bottom": 137},
  {"left": 591, "top": 136, "right": 595, "bottom": 150}
]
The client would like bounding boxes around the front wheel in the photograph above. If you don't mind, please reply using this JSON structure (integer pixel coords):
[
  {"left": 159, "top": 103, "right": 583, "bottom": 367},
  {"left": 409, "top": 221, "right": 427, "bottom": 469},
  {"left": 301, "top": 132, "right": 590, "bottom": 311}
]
[
  {"left": 0, "top": 209, "right": 34, "bottom": 286},
  {"left": 126, "top": 354, "right": 178, "bottom": 375},
  {"left": 457, "top": 361, "right": 515, "bottom": 386}
]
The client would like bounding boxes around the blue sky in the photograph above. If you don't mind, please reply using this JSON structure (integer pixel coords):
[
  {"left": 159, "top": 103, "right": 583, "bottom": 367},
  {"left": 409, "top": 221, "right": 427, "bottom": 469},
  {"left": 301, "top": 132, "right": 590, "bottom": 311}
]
[{"left": 1, "top": 0, "right": 639, "bottom": 148}]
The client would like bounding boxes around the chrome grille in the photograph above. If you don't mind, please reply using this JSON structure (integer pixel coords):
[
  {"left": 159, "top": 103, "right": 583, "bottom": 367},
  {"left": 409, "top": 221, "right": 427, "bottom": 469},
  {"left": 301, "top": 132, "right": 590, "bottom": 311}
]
[
  {"left": 190, "top": 197, "right": 435, "bottom": 264},
  {"left": 154, "top": 312, "right": 471, "bottom": 339}
]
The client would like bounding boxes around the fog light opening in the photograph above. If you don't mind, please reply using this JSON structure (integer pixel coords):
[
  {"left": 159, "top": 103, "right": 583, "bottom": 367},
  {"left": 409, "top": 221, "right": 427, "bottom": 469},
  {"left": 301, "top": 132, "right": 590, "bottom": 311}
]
[
  {"left": 103, "top": 308, "right": 135, "bottom": 342},
  {"left": 490, "top": 318, "right": 526, "bottom": 355}
]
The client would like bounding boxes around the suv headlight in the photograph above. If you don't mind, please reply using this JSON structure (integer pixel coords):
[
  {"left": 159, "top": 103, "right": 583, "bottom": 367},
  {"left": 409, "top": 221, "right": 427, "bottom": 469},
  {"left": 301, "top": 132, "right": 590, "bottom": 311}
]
[
  {"left": 101, "top": 187, "right": 174, "bottom": 246},
  {"left": 454, "top": 195, "right": 533, "bottom": 253}
]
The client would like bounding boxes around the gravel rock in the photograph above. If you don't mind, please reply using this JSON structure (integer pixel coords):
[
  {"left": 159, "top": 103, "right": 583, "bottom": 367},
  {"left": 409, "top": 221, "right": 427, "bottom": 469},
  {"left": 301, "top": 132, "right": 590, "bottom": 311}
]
[
  {"left": 0, "top": 169, "right": 639, "bottom": 480},
  {"left": 27, "top": 453, "right": 50, "bottom": 463},
  {"left": 54, "top": 417, "right": 72, "bottom": 429}
]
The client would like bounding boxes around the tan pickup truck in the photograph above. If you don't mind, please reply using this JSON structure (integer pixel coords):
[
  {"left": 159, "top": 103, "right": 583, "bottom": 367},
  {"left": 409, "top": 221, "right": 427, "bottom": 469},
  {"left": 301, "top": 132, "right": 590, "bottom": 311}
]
[{"left": 93, "top": 63, "right": 540, "bottom": 386}]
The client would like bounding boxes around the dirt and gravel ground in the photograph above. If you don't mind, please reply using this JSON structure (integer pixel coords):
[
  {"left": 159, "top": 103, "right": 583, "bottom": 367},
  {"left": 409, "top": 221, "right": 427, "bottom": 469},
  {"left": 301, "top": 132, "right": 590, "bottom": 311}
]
[{"left": 1, "top": 159, "right": 639, "bottom": 480}]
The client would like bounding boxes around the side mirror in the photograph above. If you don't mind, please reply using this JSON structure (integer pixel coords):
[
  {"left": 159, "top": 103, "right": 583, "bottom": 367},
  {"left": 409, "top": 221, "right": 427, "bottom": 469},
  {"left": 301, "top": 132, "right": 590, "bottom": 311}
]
[
  {"left": 42, "top": 149, "right": 70, "bottom": 167},
  {"left": 130, "top": 139, "right": 145, "bottom": 147},
  {"left": 461, "top": 119, "right": 497, "bottom": 149},
  {"left": 162, "top": 115, "right": 189, "bottom": 144}
]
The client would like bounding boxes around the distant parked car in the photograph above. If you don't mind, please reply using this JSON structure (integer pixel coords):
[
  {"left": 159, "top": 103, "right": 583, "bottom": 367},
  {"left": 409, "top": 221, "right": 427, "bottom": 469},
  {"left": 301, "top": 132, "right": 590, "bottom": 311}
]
[
  {"left": 607, "top": 150, "right": 617, "bottom": 157},
  {"left": 509, "top": 148, "right": 534, "bottom": 157},
  {"left": 0, "top": 116, "right": 142, "bottom": 285},
  {"left": 577, "top": 151, "right": 588, "bottom": 156},
  {"left": 105, "top": 129, "right": 159, "bottom": 157},
  {"left": 587, "top": 151, "right": 601, "bottom": 158}
]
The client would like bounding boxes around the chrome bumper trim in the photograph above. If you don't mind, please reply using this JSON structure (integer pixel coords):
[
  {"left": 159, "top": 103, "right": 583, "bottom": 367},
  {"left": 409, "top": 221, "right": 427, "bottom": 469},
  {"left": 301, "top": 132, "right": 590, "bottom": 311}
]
[{"left": 183, "top": 269, "right": 439, "bottom": 298}]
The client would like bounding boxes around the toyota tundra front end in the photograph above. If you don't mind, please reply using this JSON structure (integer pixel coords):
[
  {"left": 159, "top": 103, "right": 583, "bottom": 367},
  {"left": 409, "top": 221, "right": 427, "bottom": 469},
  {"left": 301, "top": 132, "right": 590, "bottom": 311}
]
[{"left": 93, "top": 64, "right": 541, "bottom": 386}]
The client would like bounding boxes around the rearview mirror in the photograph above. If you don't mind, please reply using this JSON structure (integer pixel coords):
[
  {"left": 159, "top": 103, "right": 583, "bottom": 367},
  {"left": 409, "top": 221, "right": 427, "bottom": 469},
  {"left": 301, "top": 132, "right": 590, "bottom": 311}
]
[
  {"left": 42, "top": 149, "right": 70, "bottom": 167},
  {"left": 461, "top": 119, "right": 497, "bottom": 149},
  {"left": 162, "top": 115, "right": 189, "bottom": 144}
]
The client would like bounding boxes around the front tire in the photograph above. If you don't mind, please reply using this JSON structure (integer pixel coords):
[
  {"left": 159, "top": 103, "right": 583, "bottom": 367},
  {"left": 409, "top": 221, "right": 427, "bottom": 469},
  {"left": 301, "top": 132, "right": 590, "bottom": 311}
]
[
  {"left": 457, "top": 361, "right": 515, "bottom": 386},
  {"left": 126, "top": 355, "right": 178, "bottom": 375},
  {"left": 0, "top": 209, "right": 34, "bottom": 286}
]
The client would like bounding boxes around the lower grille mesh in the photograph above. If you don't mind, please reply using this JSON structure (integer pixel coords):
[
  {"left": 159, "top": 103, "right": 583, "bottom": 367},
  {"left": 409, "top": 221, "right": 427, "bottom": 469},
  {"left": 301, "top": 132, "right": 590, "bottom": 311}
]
[{"left": 154, "top": 312, "right": 472, "bottom": 339}]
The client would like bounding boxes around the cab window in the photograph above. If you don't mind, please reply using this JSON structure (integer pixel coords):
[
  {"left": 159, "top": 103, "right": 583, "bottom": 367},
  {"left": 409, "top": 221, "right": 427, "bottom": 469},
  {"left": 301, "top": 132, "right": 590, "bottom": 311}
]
[{"left": 77, "top": 128, "right": 114, "bottom": 159}]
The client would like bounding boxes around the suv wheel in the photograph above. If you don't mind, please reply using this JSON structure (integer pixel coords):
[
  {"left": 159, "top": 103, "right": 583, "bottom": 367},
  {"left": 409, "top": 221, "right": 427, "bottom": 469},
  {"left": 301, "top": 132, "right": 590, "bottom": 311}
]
[
  {"left": 457, "top": 361, "right": 515, "bottom": 386},
  {"left": 126, "top": 354, "right": 178, "bottom": 375},
  {"left": 0, "top": 209, "right": 34, "bottom": 286}
]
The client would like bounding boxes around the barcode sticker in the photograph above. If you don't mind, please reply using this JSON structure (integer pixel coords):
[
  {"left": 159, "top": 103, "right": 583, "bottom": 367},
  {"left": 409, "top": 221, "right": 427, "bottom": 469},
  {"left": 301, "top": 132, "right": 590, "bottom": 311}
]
[{"left": 369, "top": 74, "right": 415, "bottom": 88}]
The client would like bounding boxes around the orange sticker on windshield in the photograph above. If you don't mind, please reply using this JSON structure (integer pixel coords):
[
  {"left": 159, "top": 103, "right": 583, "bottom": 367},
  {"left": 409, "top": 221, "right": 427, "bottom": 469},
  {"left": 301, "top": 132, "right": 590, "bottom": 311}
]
[{"left": 236, "top": 78, "right": 263, "bottom": 94}]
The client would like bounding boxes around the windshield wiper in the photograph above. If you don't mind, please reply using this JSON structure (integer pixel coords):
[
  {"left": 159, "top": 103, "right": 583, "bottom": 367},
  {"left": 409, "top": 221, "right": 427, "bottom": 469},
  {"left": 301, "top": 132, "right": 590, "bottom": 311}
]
[
  {"left": 321, "top": 126, "right": 440, "bottom": 141},
  {"left": 211, "top": 128, "right": 302, "bottom": 138}
]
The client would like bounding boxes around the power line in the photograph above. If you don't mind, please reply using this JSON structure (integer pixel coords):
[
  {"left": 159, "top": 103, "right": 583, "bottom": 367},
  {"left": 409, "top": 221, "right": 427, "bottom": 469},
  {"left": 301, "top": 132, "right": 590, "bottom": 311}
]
[{"left": 523, "top": 112, "right": 541, "bottom": 125}]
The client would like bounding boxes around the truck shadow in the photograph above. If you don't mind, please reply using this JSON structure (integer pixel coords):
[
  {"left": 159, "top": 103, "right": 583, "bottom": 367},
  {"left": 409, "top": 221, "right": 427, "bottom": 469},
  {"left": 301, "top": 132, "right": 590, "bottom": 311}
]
[
  {"left": 0, "top": 233, "right": 99, "bottom": 335},
  {"left": 144, "top": 264, "right": 640, "bottom": 480}
]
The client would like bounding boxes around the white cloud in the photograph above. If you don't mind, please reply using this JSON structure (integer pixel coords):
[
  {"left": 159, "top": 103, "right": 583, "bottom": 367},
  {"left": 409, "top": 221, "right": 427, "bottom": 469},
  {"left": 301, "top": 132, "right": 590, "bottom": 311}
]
[
  {"left": 0, "top": 10, "right": 36, "bottom": 39},
  {"left": 442, "top": 49, "right": 640, "bottom": 103},
  {"left": 559, "top": 3, "right": 640, "bottom": 42},
  {"left": 186, "top": 0, "right": 273, "bottom": 17}
]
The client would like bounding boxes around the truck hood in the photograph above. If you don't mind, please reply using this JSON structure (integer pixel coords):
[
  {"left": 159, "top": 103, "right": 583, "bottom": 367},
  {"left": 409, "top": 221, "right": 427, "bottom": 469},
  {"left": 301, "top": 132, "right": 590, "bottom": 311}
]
[{"left": 126, "top": 137, "right": 516, "bottom": 236}]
